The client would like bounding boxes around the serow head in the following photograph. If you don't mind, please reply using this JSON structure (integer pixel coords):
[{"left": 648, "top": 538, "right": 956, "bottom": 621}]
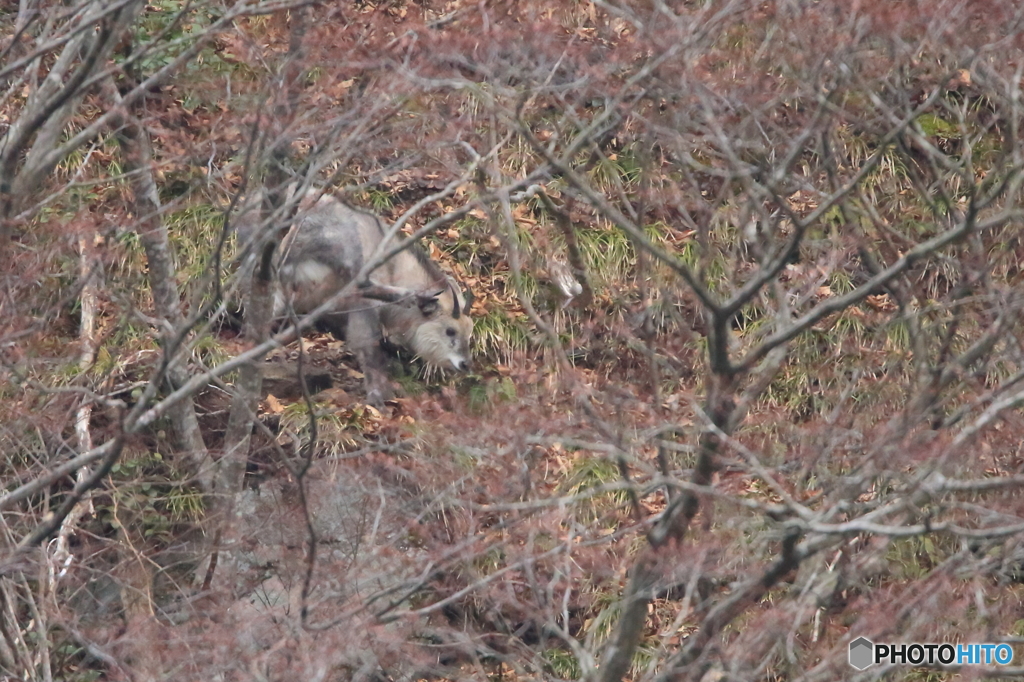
[{"left": 410, "top": 282, "right": 474, "bottom": 373}]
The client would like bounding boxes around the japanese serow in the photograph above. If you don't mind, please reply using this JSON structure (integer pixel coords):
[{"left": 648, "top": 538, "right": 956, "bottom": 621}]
[{"left": 272, "top": 196, "right": 474, "bottom": 404}]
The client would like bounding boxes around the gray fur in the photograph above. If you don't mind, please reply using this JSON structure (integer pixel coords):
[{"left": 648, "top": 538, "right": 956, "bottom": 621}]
[{"left": 273, "top": 196, "right": 473, "bottom": 404}]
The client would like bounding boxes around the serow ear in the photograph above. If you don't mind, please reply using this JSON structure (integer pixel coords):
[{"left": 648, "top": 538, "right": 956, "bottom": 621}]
[
  {"left": 417, "top": 294, "right": 440, "bottom": 316},
  {"left": 359, "top": 280, "right": 415, "bottom": 303}
]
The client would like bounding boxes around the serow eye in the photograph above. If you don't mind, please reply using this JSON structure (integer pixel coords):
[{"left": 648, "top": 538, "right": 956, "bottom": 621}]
[{"left": 445, "top": 327, "right": 457, "bottom": 338}]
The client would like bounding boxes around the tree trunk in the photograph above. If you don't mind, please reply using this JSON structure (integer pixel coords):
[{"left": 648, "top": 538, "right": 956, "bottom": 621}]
[
  {"left": 205, "top": 6, "right": 308, "bottom": 589},
  {"left": 103, "top": 79, "right": 211, "bottom": 492}
]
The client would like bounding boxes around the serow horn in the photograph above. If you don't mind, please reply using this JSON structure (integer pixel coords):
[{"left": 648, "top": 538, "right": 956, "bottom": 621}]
[{"left": 449, "top": 280, "right": 462, "bottom": 319}]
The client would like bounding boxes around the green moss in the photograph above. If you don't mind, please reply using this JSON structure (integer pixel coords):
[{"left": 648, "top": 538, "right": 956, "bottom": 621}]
[{"left": 916, "top": 113, "right": 959, "bottom": 139}]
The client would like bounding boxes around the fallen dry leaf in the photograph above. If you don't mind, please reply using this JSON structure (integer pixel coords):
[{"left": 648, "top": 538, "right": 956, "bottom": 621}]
[{"left": 264, "top": 394, "right": 285, "bottom": 415}]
